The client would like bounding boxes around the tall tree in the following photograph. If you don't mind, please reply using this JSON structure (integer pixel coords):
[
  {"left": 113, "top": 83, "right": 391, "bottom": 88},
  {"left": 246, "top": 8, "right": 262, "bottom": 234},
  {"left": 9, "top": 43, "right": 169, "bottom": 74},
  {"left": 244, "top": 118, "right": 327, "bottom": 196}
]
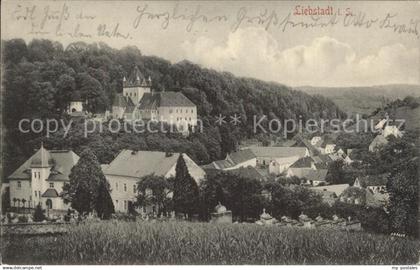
[
  {"left": 63, "top": 148, "right": 107, "bottom": 215},
  {"left": 136, "top": 174, "right": 172, "bottom": 216},
  {"left": 95, "top": 180, "right": 115, "bottom": 219},
  {"left": 173, "top": 154, "right": 199, "bottom": 218},
  {"left": 387, "top": 157, "right": 419, "bottom": 236}
]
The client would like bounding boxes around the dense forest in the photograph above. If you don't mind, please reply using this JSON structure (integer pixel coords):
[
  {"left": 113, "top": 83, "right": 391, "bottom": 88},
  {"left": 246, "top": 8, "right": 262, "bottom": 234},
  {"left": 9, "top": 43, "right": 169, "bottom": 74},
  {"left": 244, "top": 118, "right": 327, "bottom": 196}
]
[{"left": 2, "top": 39, "right": 345, "bottom": 178}]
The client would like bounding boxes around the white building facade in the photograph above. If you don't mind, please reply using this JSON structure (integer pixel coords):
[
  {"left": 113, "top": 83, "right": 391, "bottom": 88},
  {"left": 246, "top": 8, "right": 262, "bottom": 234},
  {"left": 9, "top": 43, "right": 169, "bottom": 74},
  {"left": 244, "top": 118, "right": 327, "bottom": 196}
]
[{"left": 8, "top": 144, "right": 79, "bottom": 211}]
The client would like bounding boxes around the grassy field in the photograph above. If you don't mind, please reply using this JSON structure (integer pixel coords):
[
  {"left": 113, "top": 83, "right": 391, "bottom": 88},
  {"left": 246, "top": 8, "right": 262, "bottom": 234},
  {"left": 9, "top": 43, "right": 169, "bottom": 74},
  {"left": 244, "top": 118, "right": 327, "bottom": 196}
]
[{"left": 2, "top": 221, "right": 419, "bottom": 265}]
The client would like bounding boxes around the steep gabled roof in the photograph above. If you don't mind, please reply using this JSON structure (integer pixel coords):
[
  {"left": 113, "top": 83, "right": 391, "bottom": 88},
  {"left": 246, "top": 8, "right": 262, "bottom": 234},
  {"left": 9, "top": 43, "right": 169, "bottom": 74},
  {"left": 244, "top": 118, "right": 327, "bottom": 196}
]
[
  {"left": 249, "top": 146, "right": 307, "bottom": 158},
  {"left": 8, "top": 148, "right": 79, "bottom": 181},
  {"left": 103, "top": 150, "right": 180, "bottom": 179},
  {"left": 290, "top": 156, "right": 315, "bottom": 168},
  {"left": 31, "top": 144, "right": 54, "bottom": 168},
  {"left": 48, "top": 150, "right": 80, "bottom": 181},
  {"left": 227, "top": 166, "right": 266, "bottom": 181},
  {"left": 138, "top": 92, "right": 195, "bottom": 110},
  {"left": 227, "top": 149, "right": 256, "bottom": 164},
  {"left": 213, "top": 159, "right": 235, "bottom": 170},
  {"left": 125, "top": 66, "right": 149, "bottom": 87},
  {"left": 289, "top": 168, "right": 328, "bottom": 182},
  {"left": 113, "top": 94, "right": 136, "bottom": 113}
]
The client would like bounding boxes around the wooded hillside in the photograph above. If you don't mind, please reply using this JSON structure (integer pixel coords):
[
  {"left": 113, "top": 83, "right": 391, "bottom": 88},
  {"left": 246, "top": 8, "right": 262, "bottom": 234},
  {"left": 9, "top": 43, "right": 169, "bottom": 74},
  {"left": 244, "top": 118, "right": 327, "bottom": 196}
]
[{"left": 2, "top": 39, "right": 345, "bottom": 177}]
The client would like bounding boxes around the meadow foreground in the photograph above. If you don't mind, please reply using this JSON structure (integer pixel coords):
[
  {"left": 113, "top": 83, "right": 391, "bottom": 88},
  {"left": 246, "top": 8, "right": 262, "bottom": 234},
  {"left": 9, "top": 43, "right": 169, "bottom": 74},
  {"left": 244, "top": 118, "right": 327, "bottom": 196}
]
[{"left": 2, "top": 221, "right": 419, "bottom": 265}]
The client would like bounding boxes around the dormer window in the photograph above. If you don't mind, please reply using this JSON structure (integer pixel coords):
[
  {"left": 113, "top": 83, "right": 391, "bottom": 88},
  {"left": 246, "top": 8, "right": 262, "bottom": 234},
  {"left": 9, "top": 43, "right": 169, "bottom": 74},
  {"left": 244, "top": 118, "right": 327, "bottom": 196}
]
[
  {"left": 17, "top": 181, "right": 21, "bottom": 189},
  {"left": 49, "top": 183, "right": 54, "bottom": 188}
]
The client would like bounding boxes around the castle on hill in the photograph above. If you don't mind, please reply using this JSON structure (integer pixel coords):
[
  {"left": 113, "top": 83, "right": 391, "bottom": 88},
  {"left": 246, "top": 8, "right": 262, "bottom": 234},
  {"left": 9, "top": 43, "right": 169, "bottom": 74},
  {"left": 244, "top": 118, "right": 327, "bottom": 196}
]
[{"left": 112, "top": 66, "right": 198, "bottom": 132}]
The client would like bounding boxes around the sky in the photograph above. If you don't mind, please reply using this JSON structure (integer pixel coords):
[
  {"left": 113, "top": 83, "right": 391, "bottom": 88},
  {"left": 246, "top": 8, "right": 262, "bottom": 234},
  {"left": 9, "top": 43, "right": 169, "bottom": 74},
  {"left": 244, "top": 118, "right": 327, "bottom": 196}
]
[{"left": 2, "top": 0, "right": 420, "bottom": 87}]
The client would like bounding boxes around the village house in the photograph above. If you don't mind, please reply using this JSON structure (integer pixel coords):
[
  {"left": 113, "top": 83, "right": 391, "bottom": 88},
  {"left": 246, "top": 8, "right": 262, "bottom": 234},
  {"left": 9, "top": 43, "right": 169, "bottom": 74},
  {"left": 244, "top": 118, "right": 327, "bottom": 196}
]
[
  {"left": 136, "top": 91, "right": 198, "bottom": 132},
  {"left": 204, "top": 146, "right": 309, "bottom": 175},
  {"left": 112, "top": 66, "right": 198, "bottom": 132},
  {"left": 7, "top": 144, "right": 79, "bottom": 212},
  {"left": 310, "top": 184, "right": 349, "bottom": 205},
  {"left": 66, "top": 92, "right": 88, "bottom": 118},
  {"left": 353, "top": 174, "right": 389, "bottom": 194},
  {"left": 102, "top": 150, "right": 206, "bottom": 213},
  {"left": 249, "top": 146, "right": 309, "bottom": 171},
  {"left": 287, "top": 168, "right": 329, "bottom": 186}
]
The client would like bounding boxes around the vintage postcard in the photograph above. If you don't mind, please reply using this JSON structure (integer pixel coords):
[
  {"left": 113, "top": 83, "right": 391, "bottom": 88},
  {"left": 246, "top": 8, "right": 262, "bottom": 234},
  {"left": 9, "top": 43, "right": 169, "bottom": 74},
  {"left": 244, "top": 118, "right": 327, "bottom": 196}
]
[{"left": 1, "top": 0, "right": 419, "bottom": 267}]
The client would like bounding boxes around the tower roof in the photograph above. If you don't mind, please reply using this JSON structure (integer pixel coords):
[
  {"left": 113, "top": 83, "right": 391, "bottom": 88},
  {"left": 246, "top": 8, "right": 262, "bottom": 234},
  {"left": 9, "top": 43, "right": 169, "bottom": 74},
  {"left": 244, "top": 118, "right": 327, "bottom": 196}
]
[
  {"left": 125, "top": 66, "right": 150, "bottom": 87},
  {"left": 71, "top": 91, "right": 84, "bottom": 102},
  {"left": 31, "top": 143, "right": 55, "bottom": 168},
  {"left": 8, "top": 147, "right": 79, "bottom": 180}
]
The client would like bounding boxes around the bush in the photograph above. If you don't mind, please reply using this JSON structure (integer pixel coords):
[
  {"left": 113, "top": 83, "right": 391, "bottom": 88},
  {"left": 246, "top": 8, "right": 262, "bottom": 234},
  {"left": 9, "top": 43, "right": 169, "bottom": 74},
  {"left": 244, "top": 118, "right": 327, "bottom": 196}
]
[
  {"left": 111, "top": 212, "right": 136, "bottom": 222},
  {"left": 17, "top": 215, "right": 28, "bottom": 223},
  {"left": 33, "top": 204, "right": 46, "bottom": 222}
]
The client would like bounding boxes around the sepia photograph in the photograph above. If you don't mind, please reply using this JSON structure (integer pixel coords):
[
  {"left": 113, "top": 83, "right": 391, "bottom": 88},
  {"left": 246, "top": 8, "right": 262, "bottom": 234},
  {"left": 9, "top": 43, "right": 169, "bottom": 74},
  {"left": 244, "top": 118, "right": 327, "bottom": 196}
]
[{"left": 1, "top": 0, "right": 419, "bottom": 267}]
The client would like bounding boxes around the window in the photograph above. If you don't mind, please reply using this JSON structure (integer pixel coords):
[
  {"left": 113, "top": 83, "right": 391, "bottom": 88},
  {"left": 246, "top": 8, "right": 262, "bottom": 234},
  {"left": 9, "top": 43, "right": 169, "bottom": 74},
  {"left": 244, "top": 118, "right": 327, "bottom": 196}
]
[
  {"left": 191, "top": 109, "right": 193, "bottom": 113},
  {"left": 17, "top": 181, "right": 21, "bottom": 189},
  {"left": 180, "top": 109, "right": 183, "bottom": 113},
  {"left": 49, "top": 182, "right": 54, "bottom": 188},
  {"left": 124, "top": 184, "right": 127, "bottom": 192},
  {"left": 34, "top": 191, "right": 37, "bottom": 197},
  {"left": 134, "top": 93, "right": 136, "bottom": 96},
  {"left": 37, "top": 172, "right": 40, "bottom": 178},
  {"left": 176, "top": 109, "right": 178, "bottom": 113},
  {"left": 189, "top": 117, "right": 191, "bottom": 121},
  {"left": 116, "top": 182, "right": 118, "bottom": 191},
  {"left": 169, "top": 109, "right": 173, "bottom": 114},
  {"left": 133, "top": 185, "right": 136, "bottom": 193},
  {"left": 116, "top": 200, "right": 119, "bottom": 208},
  {"left": 33, "top": 172, "right": 36, "bottom": 179},
  {"left": 124, "top": 200, "right": 127, "bottom": 210}
]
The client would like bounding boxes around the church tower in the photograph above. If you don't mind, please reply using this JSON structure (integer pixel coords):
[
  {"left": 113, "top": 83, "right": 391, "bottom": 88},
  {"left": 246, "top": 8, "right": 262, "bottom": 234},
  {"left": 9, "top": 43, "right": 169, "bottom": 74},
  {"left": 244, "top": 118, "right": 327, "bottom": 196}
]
[{"left": 123, "top": 66, "right": 151, "bottom": 104}]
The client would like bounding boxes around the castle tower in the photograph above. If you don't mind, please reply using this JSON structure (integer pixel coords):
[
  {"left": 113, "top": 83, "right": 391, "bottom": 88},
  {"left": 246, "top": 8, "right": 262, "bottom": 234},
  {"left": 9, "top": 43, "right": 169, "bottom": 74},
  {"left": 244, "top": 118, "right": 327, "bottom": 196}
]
[
  {"left": 68, "top": 91, "right": 84, "bottom": 113},
  {"left": 123, "top": 66, "right": 151, "bottom": 104},
  {"left": 30, "top": 143, "right": 54, "bottom": 207}
]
